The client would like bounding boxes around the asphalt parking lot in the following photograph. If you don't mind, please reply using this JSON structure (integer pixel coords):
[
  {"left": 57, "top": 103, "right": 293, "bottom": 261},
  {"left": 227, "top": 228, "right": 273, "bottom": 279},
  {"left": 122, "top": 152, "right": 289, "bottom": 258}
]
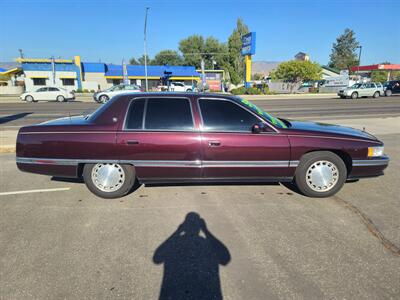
[{"left": 1, "top": 97, "right": 400, "bottom": 299}]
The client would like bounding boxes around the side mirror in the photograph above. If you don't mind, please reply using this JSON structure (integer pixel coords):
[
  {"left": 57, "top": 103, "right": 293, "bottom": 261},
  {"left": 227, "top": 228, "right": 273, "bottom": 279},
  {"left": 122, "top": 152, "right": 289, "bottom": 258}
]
[{"left": 252, "top": 122, "right": 267, "bottom": 134}]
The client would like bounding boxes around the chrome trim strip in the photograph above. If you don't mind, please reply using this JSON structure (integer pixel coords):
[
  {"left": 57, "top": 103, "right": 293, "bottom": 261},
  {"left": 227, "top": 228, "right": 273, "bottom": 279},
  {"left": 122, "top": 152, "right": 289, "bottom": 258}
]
[
  {"left": 289, "top": 160, "right": 299, "bottom": 167},
  {"left": 353, "top": 157, "right": 389, "bottom": 167},
  {"left": 287, "top": 134, "right": 382, "bottom": 144},
  {"left": 17, "top": 157, "right": 298, "bottom": 168}
]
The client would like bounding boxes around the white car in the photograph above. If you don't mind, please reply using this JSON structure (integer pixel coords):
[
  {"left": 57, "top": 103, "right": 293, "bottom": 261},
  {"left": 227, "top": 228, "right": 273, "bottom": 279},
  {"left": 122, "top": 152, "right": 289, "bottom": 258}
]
[
  {"left": 93, "top": 84, "right": 142, "bottom": 103},
  {"left": 158, "top": 82, "right": 194, "bottom": 92},
  {"left": 20, "top": 87, "right": 75, "bottom": 102}
]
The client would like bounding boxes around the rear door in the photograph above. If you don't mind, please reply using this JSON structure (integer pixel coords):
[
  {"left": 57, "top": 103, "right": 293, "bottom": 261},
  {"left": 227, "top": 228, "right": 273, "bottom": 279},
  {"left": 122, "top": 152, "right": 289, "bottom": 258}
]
[
  {"left": 116, "top": 97, "right": 202, "bottom": 181},
  {"left": 198, "top": 97, "right": 291, "bottom": 180},
  {"left": 48, "top": 87, "right": 60, "bottom": 100}
]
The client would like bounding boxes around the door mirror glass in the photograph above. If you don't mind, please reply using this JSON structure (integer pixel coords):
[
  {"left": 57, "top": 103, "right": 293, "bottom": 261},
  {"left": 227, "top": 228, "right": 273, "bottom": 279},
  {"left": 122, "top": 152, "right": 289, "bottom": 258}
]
[{"left": 252, "top": 122, "right": 269, "bottom": 134}]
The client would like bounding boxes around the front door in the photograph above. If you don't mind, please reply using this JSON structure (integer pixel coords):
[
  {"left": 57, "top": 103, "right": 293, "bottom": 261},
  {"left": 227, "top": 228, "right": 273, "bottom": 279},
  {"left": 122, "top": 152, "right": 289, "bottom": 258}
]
[
  {"left": 116, "top": 97, "right": 202, "bottom": 181},
  {"left": 198, "top": 98, "right": 291, "bottom": 180}
]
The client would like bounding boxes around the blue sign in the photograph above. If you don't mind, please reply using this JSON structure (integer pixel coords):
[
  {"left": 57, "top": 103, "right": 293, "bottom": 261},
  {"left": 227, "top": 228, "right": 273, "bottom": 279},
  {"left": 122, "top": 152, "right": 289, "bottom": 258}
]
[{"left": 241, "top": 32, "right": 256, "bottom": 56}]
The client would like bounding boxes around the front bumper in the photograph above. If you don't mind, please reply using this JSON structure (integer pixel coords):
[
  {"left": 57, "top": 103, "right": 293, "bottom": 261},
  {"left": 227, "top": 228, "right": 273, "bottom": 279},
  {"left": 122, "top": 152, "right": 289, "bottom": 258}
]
[{"left": 348, "top": 156, "right": 389, "bottom": 179}]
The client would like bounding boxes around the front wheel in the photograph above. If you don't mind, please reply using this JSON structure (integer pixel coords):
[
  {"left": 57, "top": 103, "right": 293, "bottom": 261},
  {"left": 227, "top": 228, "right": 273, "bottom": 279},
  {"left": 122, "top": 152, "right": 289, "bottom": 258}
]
[
  {"left": 294, "top": 151, "right": 347, "bottom": 198},
  {"left": 83, "top": 163, "right": 136, "bottom": 199},
  {"left": 25, "top": 95, "right": 34, "bottom": 102},
  {"left": 351, "top": 92, "right": 358, "bottom": 99},
  {"left": 99, "top": 95, "right": 109, "bottom": 104}
]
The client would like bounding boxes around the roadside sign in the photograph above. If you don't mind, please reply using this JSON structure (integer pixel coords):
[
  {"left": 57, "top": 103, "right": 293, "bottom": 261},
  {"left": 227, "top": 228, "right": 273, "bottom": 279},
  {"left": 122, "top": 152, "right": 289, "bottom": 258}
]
[{"left": 241, "top": 32, "right": 256, "bottom": 56}]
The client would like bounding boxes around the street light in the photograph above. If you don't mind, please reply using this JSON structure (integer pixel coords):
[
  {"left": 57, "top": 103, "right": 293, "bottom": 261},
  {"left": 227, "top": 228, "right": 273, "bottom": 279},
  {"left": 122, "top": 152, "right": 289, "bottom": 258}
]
[{"left": 144, "top": 7, "right": 150, "bottom": 92}]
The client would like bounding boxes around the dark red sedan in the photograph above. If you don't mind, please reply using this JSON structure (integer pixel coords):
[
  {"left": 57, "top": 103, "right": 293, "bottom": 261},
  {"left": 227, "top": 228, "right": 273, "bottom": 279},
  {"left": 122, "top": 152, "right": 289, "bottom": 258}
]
[{"left": 16, "top": 93, "right": 389, "bottom": 198}]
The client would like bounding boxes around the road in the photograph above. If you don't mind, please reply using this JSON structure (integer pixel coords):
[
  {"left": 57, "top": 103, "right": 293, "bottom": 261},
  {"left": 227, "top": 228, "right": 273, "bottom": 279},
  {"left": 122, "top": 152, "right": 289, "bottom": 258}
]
[
  {"left": 1, "top": 95, "right": 400, "bottom": 299},
  {"left": 0, "top": 95, "right": 400, "bottom": 128}
]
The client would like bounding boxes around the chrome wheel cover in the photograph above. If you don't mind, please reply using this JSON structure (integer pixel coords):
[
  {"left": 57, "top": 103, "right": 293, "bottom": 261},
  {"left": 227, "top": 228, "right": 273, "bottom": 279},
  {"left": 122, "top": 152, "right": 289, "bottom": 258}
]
[
  {"left": 91, "top": 163, "right": 125, "bottom": 192},
  {"left": 306, "top": 160, "right": 339, "bottom": 192},
  {"left": 100, "top": 95, "right": 108, "bottom": 103}
]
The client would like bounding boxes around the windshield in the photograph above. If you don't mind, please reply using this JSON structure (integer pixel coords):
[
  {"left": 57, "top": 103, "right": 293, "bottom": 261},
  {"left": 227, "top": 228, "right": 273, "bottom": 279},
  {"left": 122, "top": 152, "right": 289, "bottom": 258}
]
[
  {"left": 236, "top": 97, "right": 287, "bottom": 129},
  {"left": 350, "top": 83, "right": 362, "bottom": 88}
]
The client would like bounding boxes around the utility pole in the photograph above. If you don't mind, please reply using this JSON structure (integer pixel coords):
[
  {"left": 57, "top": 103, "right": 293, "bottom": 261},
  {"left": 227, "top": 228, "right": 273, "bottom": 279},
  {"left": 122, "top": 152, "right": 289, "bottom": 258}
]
[
  {"left": 18, "top": 49, "right": 24, "bottom": 59},
  {"left": 144, "top": 7, "right": 150, "bottom": 92},
  {"left": 357, "top": 45, "right": 362, "bottom": 81}
]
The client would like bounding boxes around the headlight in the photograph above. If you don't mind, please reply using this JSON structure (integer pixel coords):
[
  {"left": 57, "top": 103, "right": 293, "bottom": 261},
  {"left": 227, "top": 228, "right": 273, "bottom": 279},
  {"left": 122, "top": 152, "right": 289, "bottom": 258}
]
[{"left": 368, "top": 146, "right": 384, "bottom": 157}]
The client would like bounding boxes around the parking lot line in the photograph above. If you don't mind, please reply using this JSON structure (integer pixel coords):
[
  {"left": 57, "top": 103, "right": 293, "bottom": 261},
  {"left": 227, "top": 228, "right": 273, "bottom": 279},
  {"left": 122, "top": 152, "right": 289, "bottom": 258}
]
[{"left": 0, "top": 187, "right": 71, "bottom": 196}]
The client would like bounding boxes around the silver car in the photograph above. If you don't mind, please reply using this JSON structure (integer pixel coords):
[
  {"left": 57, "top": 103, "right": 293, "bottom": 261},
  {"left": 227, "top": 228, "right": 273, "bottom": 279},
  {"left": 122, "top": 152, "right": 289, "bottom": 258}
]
[{"left": 338, "top": 82, "right": 384, "bottom": 99}]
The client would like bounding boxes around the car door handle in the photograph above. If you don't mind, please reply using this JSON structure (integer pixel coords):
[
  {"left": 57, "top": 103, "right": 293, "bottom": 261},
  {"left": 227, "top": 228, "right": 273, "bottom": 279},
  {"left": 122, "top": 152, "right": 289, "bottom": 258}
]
[
  {"left": 126, "top": 140, "right": 139, "bottom": 145},
  {"left": 208, "top": 140, "right": 221, "bottom": 147}
]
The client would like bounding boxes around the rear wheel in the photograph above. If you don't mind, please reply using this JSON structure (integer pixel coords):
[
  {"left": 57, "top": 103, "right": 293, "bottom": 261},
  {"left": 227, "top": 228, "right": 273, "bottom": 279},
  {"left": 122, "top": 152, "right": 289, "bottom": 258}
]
[
  {"left": 57, "top": 95, "right": 65, "bottom": 102},
  {"left": 373, "top": 91, "right": 380, "bottom": 98},
  {"left": 351, "top": 92, "right": 358, "bottom": 99},
  {"left": 294, "top": 151, "right": 347, "bottom": 198},
  {"left": 25, "top": 95, "right": 34, "bottom": 102},
  {"left": 385, "top": 90, "right": 392, "bottom": 97},
  {"left": 83, "top": 163, "right": 136, "bottom": 199}
]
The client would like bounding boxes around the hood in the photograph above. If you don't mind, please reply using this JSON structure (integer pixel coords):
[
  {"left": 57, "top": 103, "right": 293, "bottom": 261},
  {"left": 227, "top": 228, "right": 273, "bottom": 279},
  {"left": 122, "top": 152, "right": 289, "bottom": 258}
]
[
  {"left": 39, "top": 115, "right": 89, "bottom": 126},
  {"left": 287, "top": 120, "right": 378, "bottom": 141}
]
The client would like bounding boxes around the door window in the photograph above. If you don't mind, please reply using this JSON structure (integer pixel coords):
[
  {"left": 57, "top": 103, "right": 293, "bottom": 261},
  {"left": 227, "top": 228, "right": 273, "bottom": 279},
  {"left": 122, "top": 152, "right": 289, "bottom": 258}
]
[
  {"left": 125, "top": 99, "right": 145, "bottom": 130},
  {"left": 145, "top": 98, "right": 194, "bottom": 131},
  {"left": 199, "top": 99, "right": 259, "bottom": 132},
  {"left": 36, "top": 87, "right": 48, "bottom": 92},
  {"left": 48, "top": 87, "right": 59, "bottom": 91}
]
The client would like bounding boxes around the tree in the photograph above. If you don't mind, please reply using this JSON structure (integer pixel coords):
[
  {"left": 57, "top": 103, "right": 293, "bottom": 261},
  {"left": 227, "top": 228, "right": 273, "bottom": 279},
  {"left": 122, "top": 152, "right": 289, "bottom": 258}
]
[
  {"left": 138, "top": 55, "right": 152, "bottom": 65},
  {"left": 129, "top": 57, "right": 139, "bottom": 65},
  {"left": 227, "top": 18, "right": 249, "bottom": 85},
  {"left": 179, "top": 35, "right": 205, "bottom": 68},
  {"left": 152, "top": 50, "right": 184, "bottom": 66},
  {"left": 252, "top": 73, "right": 264, "bottom": 80},
  {"left": 270, "top": 60, "right": 322, "bottom": 93},
  {"left": 329, "top": 28, "right": 360, "bottom": 71},
  {"left": 371, "top": 70, "right": 388, "bottom": 83}
]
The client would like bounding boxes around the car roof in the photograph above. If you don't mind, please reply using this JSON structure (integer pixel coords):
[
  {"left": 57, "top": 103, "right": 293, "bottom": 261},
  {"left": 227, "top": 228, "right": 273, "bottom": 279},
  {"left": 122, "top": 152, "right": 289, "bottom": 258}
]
[{"left": 118, "top": 92, "right": 236, "bottom": 99}]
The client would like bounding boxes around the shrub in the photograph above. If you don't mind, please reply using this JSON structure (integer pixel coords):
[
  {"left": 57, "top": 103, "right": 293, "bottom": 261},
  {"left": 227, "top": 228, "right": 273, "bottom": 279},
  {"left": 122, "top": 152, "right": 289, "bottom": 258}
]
[
  {"left": 245, "top": 87, "right": 262, "bottom": 95},
  {"left": 230, "top": 87, "right": 247, "bottom": 95}
]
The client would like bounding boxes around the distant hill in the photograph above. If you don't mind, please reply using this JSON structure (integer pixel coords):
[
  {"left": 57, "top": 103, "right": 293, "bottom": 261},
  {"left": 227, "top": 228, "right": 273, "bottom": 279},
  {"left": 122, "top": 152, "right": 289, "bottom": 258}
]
[{"left": 252, "top": 61, "right": 281, "bottom": 76}]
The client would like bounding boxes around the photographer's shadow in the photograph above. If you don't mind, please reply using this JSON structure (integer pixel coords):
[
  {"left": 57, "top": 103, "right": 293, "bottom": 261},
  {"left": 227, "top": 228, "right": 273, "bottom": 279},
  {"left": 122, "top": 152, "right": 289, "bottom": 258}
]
[{"left": 153, "top": 212, "right": 231, "bottom": 300}]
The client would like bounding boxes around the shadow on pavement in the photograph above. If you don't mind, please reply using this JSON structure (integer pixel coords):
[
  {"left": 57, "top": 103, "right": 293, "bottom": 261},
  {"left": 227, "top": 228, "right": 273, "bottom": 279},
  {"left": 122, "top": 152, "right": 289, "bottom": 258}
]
[
  {"left": 153, "top": 212, "right": 231, "bottom": 300},
  {"left": 0, "top": 112, "right": 32, "bottom": 124}
]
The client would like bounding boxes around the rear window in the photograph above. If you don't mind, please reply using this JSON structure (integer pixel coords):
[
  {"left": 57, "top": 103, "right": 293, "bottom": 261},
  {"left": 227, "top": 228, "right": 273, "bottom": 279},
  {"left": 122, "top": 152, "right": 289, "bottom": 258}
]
[
  {"left": 125, "top": 99, "right": 145, "bottom": 129},
  {"left": 144, "top": 98, "right": 194, "bottom": 131}
]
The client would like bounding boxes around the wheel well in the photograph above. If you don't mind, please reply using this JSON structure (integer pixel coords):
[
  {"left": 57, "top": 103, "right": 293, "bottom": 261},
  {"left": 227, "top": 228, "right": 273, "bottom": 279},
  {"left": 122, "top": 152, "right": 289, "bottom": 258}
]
[{"left": 301, "top": 150, "right": 352, "bottom": 175}]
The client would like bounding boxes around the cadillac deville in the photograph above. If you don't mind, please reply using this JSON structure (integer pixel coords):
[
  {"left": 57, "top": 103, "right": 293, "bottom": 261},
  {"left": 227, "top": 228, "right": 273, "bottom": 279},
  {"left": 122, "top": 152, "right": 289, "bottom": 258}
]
[{"left": 16, "top": 93, "right": 389, "bottom": 199}]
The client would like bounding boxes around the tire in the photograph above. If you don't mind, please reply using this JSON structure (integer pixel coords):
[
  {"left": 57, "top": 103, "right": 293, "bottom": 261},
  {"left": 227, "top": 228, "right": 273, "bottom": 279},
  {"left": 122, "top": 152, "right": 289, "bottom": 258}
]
[
  {"left": 57, "top": 95, "right": 65, "bottom": 102},
  {"left": 25, "top": 95, "right": 34, "bottom": 102},
  {"left": 83, "top": 163, "right": 136, "bottom": 199},
  {"left": 385, "top": 90, "right": 392, "bottom": 97},
  {"left": 351, "top": 92, "right": 358, "bottom": 99},
  {"left": 373, "top": 91, "right": 380, "bottom": 98},
  {"left": 340, "top": 96, "right": 345, "bottom": 99},
  {"left": 99, "top": 95, "right": 109, "bottom": 104},
  {"left": 294, "top": 151, "right": 347, "bottom": 198},
  {"left": 186, "top": 89, "right": 192, "bottom": 92}
]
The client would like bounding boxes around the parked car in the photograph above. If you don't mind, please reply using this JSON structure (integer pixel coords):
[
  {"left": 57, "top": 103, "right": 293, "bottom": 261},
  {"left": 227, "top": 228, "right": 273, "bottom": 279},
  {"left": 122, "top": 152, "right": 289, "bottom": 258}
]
[
  {"left": 20, "top": 87, "right": 75, "bottom": 102},
  {"left": 157, "top": 82, "right": 194, "bottom": 92},
  {"left": 16, "top": 93, "right": 389, "bottom": 199},
  {"left": 338, "top": 82, "right": 384, "bottom": 99},
  {"left": 383, "top": 80, "right": 400, "bottom": 96},
  {"left": 93, "top": 84, "right": 142, "bottom": 103}
]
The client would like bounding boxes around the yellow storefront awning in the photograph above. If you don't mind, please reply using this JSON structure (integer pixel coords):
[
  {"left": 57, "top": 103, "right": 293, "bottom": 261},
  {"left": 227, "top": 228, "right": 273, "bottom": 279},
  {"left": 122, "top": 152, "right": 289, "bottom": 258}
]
[
  {"left": 28, "top": 76, "right": 48, "bottom": 79},
  {"left": 59, "top": 75, "right": 77, "bottom": 79}
]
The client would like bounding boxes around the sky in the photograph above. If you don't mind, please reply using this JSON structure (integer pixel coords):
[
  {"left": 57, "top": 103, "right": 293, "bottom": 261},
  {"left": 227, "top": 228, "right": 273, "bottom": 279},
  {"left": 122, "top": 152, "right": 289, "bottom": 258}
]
[{"left": 1, "top": 0, "right": 399, "bottom": 66}]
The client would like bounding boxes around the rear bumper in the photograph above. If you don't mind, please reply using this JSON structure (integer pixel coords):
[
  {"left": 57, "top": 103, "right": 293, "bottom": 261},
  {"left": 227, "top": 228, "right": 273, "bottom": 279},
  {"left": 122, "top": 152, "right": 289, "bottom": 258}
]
[{"left": 348, "top": 156, "right": 389, "bottom": 179}]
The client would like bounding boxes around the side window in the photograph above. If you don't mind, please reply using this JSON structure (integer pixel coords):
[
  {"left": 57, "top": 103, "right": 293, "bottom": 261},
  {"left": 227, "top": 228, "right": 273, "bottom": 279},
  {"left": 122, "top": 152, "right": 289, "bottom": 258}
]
[
  {"left": 199, "top": 99, "right": 260, "bottom": 132},
  {"left": 125, "top": 98, "right": 145, "bottom": 130},
  {"left": 37, "top": 87, "right": 47, "bottom": 92},
  {"left": 145, "top": 98, "right": 194, "bottom": 130},
  {"left": 49, "top": 87, "right": 59, "bottom": 91}
]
